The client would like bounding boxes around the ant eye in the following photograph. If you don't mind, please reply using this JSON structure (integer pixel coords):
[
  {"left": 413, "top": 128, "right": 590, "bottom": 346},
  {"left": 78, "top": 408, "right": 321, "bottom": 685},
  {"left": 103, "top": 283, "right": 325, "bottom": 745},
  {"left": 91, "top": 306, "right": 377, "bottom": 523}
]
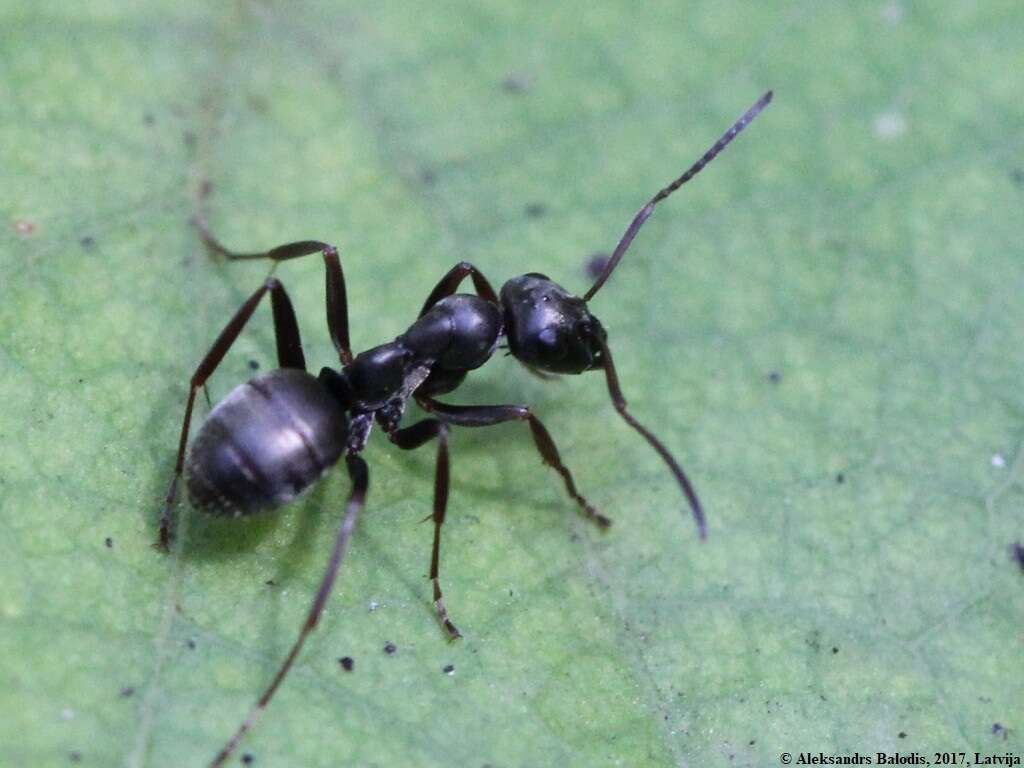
[{"left": 537, "top": 327, "right": 568, "bottom": 358}]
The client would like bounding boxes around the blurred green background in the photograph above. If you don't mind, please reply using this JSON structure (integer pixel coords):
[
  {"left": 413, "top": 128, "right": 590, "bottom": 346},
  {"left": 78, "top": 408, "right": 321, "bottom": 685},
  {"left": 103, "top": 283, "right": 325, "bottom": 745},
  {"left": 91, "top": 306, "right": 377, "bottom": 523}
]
[{"left": 1, "top": 2, "right": 1022, "bottom": 767}]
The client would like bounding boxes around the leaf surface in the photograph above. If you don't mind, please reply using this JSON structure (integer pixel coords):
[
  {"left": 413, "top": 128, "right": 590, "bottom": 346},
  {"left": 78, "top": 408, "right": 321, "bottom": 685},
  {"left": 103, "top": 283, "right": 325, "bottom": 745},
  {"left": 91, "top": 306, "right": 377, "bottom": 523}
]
[{"left": 2, "top": 3, "right": 1022, "bottom": 767}]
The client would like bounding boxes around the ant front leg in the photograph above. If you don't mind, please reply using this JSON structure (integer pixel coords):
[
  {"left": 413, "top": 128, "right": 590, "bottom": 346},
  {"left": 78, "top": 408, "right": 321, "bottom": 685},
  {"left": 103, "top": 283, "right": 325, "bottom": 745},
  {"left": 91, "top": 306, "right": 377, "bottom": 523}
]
[
  {"left": 419, "top": 261, "right": 499, "bottom": 316},
  {"left": 417, "top": 397, "right": 611, "bottom": 528},
  {"left": 158, "top": 278, "right": 305, "bottom": 549},
  {"left": 388, "top": 419, "right": 462, "bottom": 639},
  {"left": 194, "top": 217, "right": 353, "bottom": 364}
]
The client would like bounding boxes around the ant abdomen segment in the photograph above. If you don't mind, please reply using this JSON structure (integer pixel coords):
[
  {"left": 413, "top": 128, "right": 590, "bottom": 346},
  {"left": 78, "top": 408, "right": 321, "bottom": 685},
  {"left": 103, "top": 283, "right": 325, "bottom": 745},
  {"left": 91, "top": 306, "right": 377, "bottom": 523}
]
[
  {"left": 185, "top": 369, "right": 349, "bottom": 517},
  {"left": 164, "top": 91, "right": 772, "bottom": 767}
]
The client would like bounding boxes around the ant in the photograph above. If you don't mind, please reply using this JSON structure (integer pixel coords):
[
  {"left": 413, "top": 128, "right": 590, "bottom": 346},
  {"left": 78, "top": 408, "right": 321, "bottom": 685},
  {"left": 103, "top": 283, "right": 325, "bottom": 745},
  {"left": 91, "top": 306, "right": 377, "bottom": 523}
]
[{"left": 158, "top": 91, "right": 772, "bottom": 766}]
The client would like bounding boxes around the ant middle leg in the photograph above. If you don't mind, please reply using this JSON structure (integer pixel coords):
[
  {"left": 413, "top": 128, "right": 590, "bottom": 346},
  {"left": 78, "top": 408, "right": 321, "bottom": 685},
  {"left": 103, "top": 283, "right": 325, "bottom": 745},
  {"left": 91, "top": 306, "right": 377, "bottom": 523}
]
[
  {"left": 419, "top": 261, "right": 499, "bottom": 316},
  {"left": 158, "top": 277, "right": 305, "bottom": 549},
  {"left": 388, "top": 419, "right": 462, "bottom": 639},
  {"left": 417, "top": 397, "right": 611, "bottom": 528},
  {"left": 193, "top": 216, "right": 353, "bottom": 364}
]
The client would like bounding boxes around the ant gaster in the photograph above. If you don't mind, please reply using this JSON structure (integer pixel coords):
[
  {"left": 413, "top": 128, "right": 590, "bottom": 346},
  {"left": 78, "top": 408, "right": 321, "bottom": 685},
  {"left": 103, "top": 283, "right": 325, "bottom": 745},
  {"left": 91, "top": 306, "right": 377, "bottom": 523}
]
[{"left": 158, "top": 91, "right": 772, "bottom": 767}]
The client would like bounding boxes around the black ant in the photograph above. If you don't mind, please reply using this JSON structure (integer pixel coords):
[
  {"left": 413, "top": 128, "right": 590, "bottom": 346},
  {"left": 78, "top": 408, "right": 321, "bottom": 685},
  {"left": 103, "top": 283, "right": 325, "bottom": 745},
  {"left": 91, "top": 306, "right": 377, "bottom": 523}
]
[{"left": 158, "top": 91, "right": 772, "bottom": 766}]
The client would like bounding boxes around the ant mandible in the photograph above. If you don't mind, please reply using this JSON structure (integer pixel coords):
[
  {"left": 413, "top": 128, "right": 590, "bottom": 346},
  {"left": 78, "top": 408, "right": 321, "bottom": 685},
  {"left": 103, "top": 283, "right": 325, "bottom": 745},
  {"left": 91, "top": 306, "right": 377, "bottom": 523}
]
[{"left": 158, "top": 91, "right": 772, "bottom": 767}]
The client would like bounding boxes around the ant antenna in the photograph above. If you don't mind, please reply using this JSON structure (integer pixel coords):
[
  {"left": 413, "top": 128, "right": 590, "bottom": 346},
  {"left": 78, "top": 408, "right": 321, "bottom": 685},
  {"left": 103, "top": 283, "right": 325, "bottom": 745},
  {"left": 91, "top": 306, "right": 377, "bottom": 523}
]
[
  {"left": 584, "top": 90, "right": 773, "bottom": 302},
  {"left": 591, "top": 333, "right": 706, "bottom": 539}
]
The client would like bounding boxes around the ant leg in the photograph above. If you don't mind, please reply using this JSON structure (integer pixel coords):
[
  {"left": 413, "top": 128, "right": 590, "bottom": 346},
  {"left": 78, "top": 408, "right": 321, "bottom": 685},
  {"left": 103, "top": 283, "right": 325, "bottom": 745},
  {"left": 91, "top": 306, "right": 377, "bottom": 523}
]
[
  {"left": 209, "top": 455, "right": 369, "bottom": 768},
  {"left": 419, "top": 261, "right": 499, "bottom": 317},
  {"left": 157, "top": 278, "right": 305, "bottom": 549},
  {"left": 417, "top": 397, "right": 610, "bottom": 528},
  {"left": 194, "top": 217, "right": 353, "bottom": 364},
  {"left": 389, "top": 419, "right": 461, "bottom": 639}
]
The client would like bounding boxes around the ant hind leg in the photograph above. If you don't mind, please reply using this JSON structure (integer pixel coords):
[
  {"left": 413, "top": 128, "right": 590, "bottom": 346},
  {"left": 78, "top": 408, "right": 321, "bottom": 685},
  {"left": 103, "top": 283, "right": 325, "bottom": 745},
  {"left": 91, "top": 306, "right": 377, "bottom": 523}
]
[
  {"left": 157, "top": 277, "right": 305, "bottom": 549},
  {"left": 193, "top": 213, "right": 353, "bottom": 364}
]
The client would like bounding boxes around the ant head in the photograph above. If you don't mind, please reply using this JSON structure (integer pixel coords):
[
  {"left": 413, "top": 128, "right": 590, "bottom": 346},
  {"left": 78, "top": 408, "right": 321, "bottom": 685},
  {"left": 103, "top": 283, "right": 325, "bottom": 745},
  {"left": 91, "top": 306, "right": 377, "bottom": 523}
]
[{"left": 500, "top": 273, "right": 607, "bottom": 374}]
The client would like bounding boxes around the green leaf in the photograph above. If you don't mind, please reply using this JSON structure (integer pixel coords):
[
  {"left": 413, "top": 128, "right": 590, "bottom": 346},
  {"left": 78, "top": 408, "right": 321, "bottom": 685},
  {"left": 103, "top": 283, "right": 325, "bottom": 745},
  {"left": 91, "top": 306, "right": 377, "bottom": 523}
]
[{"left": 3, "top": 3, "right": 1023, "bottom": 767}]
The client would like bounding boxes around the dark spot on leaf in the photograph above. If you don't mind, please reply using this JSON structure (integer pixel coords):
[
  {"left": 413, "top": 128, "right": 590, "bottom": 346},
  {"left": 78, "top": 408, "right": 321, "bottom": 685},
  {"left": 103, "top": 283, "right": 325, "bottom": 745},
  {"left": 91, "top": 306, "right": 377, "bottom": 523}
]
[
  {"left": 836, "top": 473, "right": 845, "bottom": 484},
  {"left": 525, "top": 203, "right": 546, "bottom": 218},
  {"left": 1010, "top": 169, "right": 1024, "bottom": 186},
  {"left": 585, "top": 252, "right": 610, "bottom": 280},
  {"left": 1010, "top": 542, "right": 1024, "bottom": 572},
  {"left": 338, "top": 656, "right": 354, "bottom": 672},
  {"left": 265, "top": 579, "right": 276, "bottom": 586},
  {"left": 143, "top": 112, "right": 155, "bottom": 126},
  {"left": 806, "top": 629, "right": 821, "bottom": 652},
  {"left": 248, "top": 359, "right": 260, "bottom": 371},
  {"left": 420, "top": 168, "right": 437, "bottom": 186},
  {"left": 749, "top": 740, "right": 756, "bottom": 746},
  {"left": 69, "top": 752, "right": 82, "bottom": 763},
  {"left": 992, "top": 723, "right": 1008, "bottom": 739},
  {"left": 105, "top": 537, "right": 113, "bottom": 548},
  {"left": 501, "top": 74, "right": 530, "bottom": 94},
  {"left": 14, "top": 219, "right": 35, "bottom": 237},
  {"left": 242, "top": 754, "right": 255, "bottom": 765},
  {"left": 443, "top": 664, "right": 454, "bottom": 674},
  {"left": 183, "top": 131, "right": 197, "bottom": 148},
  {"left": 832, "top": 647, "right": 839, "bottom": 654},
  {"left": 187, "top": 638, "right": 196, "bottom": 650},
  {"left": 898, "top": 731, "right": 906, "bottom": 738},
  {"left": 247, "top": 93, "right": 270, "bottom": 114},
  {"left": 120, "top": 686, "right": 134, "bottom": 697},
  {"left": 768, "top": 371, "right": 781, "bottom": 384},
  {"left": 383, "top": 641, "right": 396, "bottom": 655},
  {"left": 80, "top": 236, "right": 95, "bottom": 249}
]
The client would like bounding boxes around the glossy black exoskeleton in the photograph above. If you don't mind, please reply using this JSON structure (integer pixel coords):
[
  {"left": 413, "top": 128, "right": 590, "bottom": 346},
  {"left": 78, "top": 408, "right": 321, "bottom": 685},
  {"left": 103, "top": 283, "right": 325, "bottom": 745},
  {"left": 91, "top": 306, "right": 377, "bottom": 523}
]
[{"left": 157, "top": 91, "right": 772, "bottom": 767}]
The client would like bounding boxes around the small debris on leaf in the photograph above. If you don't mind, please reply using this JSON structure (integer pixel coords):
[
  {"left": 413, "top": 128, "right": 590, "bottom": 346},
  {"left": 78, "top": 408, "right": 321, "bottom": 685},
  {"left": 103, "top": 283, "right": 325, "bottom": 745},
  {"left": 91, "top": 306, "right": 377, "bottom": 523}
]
[
  {"left": 1011, "top": 543, "right": 1024, "bottom": 573},
  {"left": 501, "top": 73, "right": 531, "bottom": 94},
  {"left": 584, "top": 252, "right": 610, "bottom": 280}
]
